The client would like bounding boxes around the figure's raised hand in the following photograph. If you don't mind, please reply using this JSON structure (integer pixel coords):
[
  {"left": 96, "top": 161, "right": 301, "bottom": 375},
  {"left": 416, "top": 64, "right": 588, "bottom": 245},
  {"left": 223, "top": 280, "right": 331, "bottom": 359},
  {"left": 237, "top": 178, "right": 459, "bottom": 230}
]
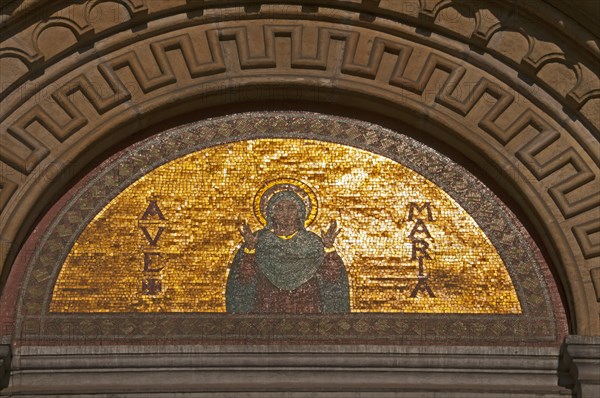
[
  {"left": 239, "top": 220, "right": 258, "bottom": 249},
  {"left": 321, "top": 220, "right": 341, "bottom": 248}
]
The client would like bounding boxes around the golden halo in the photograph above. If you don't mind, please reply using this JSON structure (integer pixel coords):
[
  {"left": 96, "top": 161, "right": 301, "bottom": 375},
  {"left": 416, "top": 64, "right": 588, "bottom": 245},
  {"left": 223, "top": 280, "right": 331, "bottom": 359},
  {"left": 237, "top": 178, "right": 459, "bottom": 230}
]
[{"left": 253, "top": 178, "right": 318, "bottom": 228}]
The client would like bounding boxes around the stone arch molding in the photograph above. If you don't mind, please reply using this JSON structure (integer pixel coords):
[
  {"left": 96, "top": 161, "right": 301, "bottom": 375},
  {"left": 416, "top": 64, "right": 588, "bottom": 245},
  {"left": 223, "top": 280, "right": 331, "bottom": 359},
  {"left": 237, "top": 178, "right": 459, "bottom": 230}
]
[{"left": 0, "top": 1, "right": 598, "bottom": 335}]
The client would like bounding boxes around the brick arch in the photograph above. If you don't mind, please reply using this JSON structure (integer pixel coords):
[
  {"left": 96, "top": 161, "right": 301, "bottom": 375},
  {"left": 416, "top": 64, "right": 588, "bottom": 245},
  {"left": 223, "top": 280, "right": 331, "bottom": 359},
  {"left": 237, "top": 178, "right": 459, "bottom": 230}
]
[{"left": 0, "top": 0, "right": 598, "bottom": 341}]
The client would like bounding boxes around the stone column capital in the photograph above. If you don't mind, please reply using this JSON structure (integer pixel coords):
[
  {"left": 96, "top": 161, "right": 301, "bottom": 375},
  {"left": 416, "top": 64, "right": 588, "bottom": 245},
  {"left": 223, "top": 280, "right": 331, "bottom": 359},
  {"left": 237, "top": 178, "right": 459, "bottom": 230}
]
[{"left": 561, "top": 335, "right": 600, "bottom": 397}]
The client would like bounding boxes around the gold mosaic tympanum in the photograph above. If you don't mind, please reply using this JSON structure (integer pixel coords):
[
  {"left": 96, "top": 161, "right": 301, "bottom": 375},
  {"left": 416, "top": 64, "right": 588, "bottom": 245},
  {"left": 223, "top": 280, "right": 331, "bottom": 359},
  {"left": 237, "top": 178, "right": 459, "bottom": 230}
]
[{"left": 50, "top": 139, "right": 521, "bottom": 313}]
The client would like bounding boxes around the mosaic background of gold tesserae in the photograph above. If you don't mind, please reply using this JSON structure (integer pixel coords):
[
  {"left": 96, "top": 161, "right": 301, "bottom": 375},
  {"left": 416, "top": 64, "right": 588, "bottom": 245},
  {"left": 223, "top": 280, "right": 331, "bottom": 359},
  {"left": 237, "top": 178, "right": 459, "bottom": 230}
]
[{"left": 50, "top": 139, "right": 521, "bottom": 314}]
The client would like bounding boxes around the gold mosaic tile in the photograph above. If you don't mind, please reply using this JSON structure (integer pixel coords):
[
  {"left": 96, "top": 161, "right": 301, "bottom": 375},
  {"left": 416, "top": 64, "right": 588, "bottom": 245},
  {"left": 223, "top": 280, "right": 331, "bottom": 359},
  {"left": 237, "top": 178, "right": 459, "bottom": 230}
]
[{"left": 50, "top": 139, "right": 521, "bottom": 314}]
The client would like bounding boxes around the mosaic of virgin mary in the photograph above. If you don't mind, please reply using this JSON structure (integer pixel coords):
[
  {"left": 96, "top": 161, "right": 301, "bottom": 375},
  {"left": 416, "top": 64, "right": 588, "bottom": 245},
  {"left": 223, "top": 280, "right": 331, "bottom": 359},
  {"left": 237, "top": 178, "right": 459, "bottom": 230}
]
[{"left": 225, "top": 179, "right": 350, "bottom": 313}]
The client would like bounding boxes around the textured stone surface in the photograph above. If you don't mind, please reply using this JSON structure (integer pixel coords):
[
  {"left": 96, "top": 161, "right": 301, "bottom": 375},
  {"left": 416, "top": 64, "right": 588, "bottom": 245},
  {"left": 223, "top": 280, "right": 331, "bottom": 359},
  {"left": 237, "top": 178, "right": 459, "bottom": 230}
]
[
  {"left": 560, "top": 335, "right": 600, "bottom": 398},
  {"left": 2, "top": 344, "right": 572, "bottom": 396}
]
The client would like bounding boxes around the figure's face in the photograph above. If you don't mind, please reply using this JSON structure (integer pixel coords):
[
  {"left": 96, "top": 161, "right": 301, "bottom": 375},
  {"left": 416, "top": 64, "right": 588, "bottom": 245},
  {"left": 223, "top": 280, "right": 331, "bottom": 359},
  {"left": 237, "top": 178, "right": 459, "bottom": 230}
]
[{"left": 270, "top": 199, "right": 301, "bottom": 235}]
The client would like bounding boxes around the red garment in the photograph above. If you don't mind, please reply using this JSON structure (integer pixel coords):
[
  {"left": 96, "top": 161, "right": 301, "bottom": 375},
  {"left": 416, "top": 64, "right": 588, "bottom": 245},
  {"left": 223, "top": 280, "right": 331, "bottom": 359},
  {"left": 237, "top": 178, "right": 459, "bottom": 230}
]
[{"left": 236, "top": 251, "right": 344, "bottom": 314}]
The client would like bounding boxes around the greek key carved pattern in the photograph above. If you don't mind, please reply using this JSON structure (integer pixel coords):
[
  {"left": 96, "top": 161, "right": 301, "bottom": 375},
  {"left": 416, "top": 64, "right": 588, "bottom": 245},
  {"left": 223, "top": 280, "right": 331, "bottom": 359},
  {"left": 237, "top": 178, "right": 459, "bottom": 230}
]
[
  {"left": 573, "top": 219, "right": 600, "bottom": 260},
  {"left": 2, "top": 0, "right": 598, "bottom": 118},
  {"left": 415, "top": 0, "right": 600, "bottom": 111},
  {"left": 0, "top": 119, "right": 50, "bottom": 175}
]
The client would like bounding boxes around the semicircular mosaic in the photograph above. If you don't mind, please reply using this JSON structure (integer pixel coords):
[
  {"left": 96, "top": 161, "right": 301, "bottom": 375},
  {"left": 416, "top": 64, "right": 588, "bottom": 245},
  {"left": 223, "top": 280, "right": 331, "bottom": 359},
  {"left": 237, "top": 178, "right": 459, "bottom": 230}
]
[
  {"left": 15, "top": 112, "right": 565, "bottom": 345},
  {"left": 51, "top": 138, "right": 521, "bottom": 315}
]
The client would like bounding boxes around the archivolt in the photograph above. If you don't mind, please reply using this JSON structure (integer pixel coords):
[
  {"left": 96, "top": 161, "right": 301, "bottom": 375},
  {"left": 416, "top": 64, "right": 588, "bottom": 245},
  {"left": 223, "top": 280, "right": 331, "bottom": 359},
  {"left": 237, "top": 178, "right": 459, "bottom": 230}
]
[{"left": 0, "top": 1, "right": 598, "bottom": 334}]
